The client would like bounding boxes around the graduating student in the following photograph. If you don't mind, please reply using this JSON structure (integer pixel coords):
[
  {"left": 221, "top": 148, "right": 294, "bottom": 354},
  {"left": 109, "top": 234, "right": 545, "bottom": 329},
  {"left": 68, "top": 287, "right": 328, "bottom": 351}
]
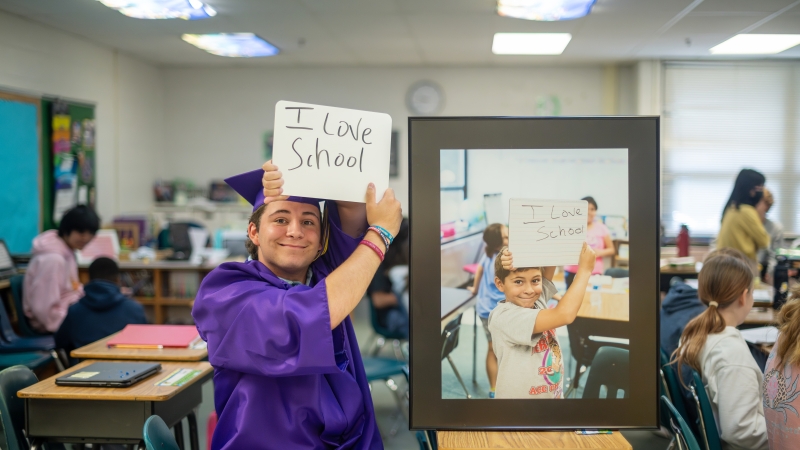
[{"left": 192, "top": 162, "right": 401, "bottom": 449}]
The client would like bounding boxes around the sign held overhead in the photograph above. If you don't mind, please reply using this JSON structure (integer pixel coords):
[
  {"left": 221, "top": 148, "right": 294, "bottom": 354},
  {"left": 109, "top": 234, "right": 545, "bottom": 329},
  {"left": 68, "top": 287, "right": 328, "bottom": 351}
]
[
  {"left": 508, "top": 198, "right": 588, "bottom": 267},
  {"left": 272, "top": 101, "right": 392, "bottom": 203}
]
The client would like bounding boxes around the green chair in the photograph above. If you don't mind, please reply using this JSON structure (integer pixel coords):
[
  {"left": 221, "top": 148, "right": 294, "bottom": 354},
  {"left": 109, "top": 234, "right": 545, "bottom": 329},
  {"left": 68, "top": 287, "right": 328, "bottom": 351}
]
[
  {"left": 0, "top": 365, "right": 41, "bottom": 450},
  {"left": 660, "top": 349, "right": 691, "bottom": 425},
  {"left": 662, "top": 395, "right": 702, "bottom": 450},
  {"left": 690, "top": 370, "right": 722, "bottom": 450},
  {"left": 583, "top": 346, "right": 629, "bottom": 398},
  {"left": 416, "top": 430, "right": 437, "bottom": 450},
  {"left": 362, "top": 357, "right": 408, "bottom": 437},
  {"left": 143, "top": 415, "right": 180, "bottom": 450}
]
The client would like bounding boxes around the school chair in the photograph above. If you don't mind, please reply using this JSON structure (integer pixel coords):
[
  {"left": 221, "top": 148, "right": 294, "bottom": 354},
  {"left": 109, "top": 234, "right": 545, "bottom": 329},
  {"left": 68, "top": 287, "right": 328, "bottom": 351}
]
[
  {"left": 362, "top": 356, "right": 409, "bottom": 437},
  {"left": 143, "top": 415, "right": 180, "bottom": 450},
  {"left": 441, "top": 313, "right": 470, "bottom": 399},
  {"left": 9, "top": 275, "right": 46, "bottom": 338},
  {"left": 661, "top": 395, "right": 702, "bottom": 450},
  {"left": 582, "top": 346, "right": 629, "bottom": 398},
  {"left": 0, "top": 365, "right": 44, "bottom": 450},
  {"left": 0, "top": 291, "right": 64, "bottom": 371},
  {"left": 604, "top": 267, "right": 629, "bottom": 278},
  {"left": 364, "top": 295, "right": 407, "bottom": 360},
  {"left": 690, "top": 371, "right": 722, "bottom": 450},
  {"left": 416, "top": 430, "right": 438, "bottom": 450},
  {"left": 660, "top": 349, "right": 691, "bottom": 426}
]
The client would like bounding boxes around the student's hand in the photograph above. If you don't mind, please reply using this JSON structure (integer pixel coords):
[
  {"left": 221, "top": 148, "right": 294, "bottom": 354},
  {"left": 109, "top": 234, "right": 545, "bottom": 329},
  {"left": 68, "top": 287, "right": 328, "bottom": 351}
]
[
  {"left": 468, "top": 285, "right": 477, "bottom": 295},
  {"left": 578, "top": 242, "right": 596, "bottom": 273},
  {"left": 365, "top": 184, "right": 402, "bottom": 236},
  {"left": 262, "top": 160, "right": 289, "bottom": 204},
  {"left": 500, "top": 248, "right": 514, "bottom": 271}
]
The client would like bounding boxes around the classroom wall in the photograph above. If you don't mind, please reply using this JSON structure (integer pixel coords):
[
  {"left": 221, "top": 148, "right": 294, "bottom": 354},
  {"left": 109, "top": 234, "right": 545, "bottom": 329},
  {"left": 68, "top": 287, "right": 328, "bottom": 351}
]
[
  {"left": 163, "top": 65, "right": 634, "bottom": 210},
  {"left": 0, "top": 9, "right": 164, "bottom": 228}
]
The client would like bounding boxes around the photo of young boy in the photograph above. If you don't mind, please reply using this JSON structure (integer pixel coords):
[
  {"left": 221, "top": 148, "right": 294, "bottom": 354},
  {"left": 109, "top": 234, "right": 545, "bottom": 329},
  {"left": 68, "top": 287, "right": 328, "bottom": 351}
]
[{"left": 488, "top": 243, "right": 596, "bottom": 399}]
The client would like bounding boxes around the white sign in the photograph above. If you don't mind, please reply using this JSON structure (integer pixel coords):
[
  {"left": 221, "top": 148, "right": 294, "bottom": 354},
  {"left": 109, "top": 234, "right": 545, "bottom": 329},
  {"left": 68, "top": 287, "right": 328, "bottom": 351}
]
[
  {"left": 508, "top": 199, "right": 588, "bottom": 267},
  {"left": 272, "top": 101, "right": 392, "bottom": 202}
]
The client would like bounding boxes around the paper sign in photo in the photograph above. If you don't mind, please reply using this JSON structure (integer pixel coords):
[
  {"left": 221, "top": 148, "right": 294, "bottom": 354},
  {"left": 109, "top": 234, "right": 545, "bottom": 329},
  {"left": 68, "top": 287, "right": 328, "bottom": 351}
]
[
  {"left": 272, "top": 101, "right": 392, "bottom": 203},
  {"left": 508, "top": 199, "right": 588, "bottom": 267}
]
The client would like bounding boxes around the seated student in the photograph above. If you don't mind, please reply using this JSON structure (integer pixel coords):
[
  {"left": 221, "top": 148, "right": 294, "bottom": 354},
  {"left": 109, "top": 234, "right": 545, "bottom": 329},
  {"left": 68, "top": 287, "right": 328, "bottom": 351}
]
[
  {"left": 366, "top": 218, "right": 409, "bottom": 339},
  {"left": 488, "top": 243, "right": 595, "bottom": 399},
  {"left": 193, "top": 162, "right": 401, "bottom": 449},
  {"left": 24, "top": 205, "right": 100, "bottom": 333},
  {"left": 674, "top": 253, "right": 768, "bottom": 450},
  {"left": 55, "top": 257, "right": 147, "bottom": 356},
  {"left": 764, "top": 284, "right": 800, "bottom": 449}
]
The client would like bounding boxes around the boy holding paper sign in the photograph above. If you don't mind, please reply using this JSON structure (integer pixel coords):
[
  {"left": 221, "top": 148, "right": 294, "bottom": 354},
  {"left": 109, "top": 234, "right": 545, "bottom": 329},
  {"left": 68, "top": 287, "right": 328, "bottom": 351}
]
[{"left": 488, "top": 243, "right": 595, "bottom": 399}]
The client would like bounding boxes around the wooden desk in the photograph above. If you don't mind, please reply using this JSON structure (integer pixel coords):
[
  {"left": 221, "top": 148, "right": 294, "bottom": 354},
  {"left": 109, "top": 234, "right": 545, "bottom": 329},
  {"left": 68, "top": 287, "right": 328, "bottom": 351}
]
[
  {"left": 577, "top": 290, "right": 629, "bottom": 322},
  {"left": 438, "top": 431, "right": 632, "bottom": 449},
  {"left": 744, "top": 308, "right": 777, "bottom": 326},
  {"left": 71, "top": 332, "right": 208, "bottom": 362},
  {"left": 78, "top": 261, "right": 218, "bottom": 324},
  {"left": 442, "top": 287, "right": 476, "bottom": 321},
  {"left": 19, "top": 360, "right": 212, "bottom": 448}
]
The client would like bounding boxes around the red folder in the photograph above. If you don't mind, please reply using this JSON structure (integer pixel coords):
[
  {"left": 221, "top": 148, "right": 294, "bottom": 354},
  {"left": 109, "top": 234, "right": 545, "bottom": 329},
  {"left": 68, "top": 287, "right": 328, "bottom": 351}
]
[{"left": 106, "top": 325, "right": 200, "bottom": 349}]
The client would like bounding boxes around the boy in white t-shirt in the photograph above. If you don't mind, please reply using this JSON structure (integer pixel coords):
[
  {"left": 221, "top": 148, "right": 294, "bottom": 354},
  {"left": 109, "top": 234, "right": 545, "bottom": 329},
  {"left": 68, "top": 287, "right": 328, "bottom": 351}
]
[{"left": 488, "top": 243, "right": 596, "bottom": 399}]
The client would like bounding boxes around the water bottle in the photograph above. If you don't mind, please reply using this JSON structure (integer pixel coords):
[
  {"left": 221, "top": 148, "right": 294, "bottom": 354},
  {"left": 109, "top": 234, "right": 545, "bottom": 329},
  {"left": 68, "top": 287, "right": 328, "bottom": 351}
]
[
  {"left": 677, "top": 224, "right": 690, "bottom": 258},
  {"left": 590, "top": 285, "right": 601, "bottom": 307}
]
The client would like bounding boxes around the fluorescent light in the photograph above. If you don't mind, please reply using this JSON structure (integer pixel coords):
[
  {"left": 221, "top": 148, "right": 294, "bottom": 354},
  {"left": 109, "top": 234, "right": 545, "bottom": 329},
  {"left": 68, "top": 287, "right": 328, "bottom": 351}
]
[
  {"left": 497, "top": 0, "right": 596, "bottom": 21},
  {"left": 182, "top": 33, "right": 280, "bottom": 57},
  {"left": 710, "top": 34, "right": 800, "bottom": 55},
  {"left": 492, "top": 33, "right": 572, "bottom": 55},
  {"left": 97, "top": 0, "right": 216, "bottom": 20}
]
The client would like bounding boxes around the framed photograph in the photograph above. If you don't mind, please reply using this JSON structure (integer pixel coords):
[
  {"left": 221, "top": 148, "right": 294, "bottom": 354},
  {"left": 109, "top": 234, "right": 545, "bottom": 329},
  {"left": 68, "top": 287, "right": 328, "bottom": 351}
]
[{"left": 409, "top": 117, "right": 659, "bottom": 430}]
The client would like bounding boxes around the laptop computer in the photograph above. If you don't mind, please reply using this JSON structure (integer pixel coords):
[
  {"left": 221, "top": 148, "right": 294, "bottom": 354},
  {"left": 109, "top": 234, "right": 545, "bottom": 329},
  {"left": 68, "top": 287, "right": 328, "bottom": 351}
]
[
  {"left": 167, "top": 223, "right": 192, "bottom": 261},
  {"left": 0, "top": 240, "right": 17, "bottom": 280},
  {"left": 55, "top": 361, "right": 162, "bottom": 387}
]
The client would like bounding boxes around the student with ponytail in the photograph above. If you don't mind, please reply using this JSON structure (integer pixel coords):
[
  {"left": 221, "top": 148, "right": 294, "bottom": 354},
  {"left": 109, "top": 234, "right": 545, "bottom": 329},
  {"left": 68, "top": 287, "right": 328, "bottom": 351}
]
[
  {"left": 763, "top": 285, "right": 800, "bottom": 449},
  {"left": 674, "top": 251, "right": 768, "bottom": 450}
]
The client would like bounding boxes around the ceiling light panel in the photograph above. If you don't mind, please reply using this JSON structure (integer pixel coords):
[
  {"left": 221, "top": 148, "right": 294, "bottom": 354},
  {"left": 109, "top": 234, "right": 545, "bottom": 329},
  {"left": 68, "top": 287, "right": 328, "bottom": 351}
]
[
  {"left": 497, "top": 0, "right": 596, "bottom": 21},
  {"left": 492, "top": 33, "right": 572, "bottom": 55},
  {"left": 97, "top": 0, "right": 217, "bottom": 20},
  {"left": 710, "top": 34, "right": 800, "bottom": 55},
  {"left": 182, "top": 33, "right": 280, "bottom": 57}
]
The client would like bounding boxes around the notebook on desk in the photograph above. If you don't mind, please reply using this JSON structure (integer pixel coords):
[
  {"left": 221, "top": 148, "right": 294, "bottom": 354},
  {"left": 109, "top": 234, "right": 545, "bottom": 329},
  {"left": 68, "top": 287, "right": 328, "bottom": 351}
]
[
  {"left": 55, "top": 362, "right": 161, "bottom": 387},
  {"left": 106, "top": 324, "right": 201, "bottom": 349}
]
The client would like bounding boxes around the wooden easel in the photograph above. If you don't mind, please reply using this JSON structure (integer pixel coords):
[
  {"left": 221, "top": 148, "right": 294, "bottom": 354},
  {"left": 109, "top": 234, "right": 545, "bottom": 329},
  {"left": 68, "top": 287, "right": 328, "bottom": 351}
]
[{"left": 438, "top": 431, "right": 632, "bottom": 450}]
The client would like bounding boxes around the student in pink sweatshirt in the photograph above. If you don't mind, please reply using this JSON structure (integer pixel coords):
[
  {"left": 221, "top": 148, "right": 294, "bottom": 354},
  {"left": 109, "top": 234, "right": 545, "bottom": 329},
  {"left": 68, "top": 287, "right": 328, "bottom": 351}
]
[{"left": 23, "top": 205, "right": 99, "bottom": 333}]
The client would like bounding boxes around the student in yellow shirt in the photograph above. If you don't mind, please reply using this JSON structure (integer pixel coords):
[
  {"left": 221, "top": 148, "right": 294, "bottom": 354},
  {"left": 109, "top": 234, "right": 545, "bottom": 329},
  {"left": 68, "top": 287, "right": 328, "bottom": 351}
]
[{"left": 716, "top": 169, "right": 769, "bottom": 262}]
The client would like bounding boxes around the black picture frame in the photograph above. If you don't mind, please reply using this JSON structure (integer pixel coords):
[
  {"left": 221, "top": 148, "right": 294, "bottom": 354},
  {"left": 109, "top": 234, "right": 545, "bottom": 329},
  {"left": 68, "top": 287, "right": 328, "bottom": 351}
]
[{"left": 408, "top": 116, "right": 660, "bottom": 430}]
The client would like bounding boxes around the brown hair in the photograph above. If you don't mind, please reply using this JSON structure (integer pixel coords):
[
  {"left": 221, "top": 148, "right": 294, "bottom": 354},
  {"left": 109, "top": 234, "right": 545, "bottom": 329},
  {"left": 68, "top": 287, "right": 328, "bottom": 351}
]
[
  {"left": 762, "top": 188, "right": 774, "bottom": 210},
  {"left": 493, "top": 249, "right": 541, "bottom": 284},
  {"left": 775, "top": 285, "right": 800, "bottom": 367},
  {"left": 703, "top": 247, "right": 757, "bottom": 276},
  {"left": 244, "top": 204, "right": 267, "bottom": 261},
  {"left": 673, "top": 254, "right": 754, "bottom": 377},
  {"left": 483, "top": 223, "right": 505, "bottom": 258}
]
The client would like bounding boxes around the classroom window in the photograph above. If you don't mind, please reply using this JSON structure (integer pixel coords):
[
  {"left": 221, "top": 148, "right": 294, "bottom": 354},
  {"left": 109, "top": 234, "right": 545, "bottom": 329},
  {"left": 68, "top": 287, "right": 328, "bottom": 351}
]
[
  {"left": 440, "top": 150, "right": 467, "bottom": 224},
  {"left": 662, "top": 62, "right": 800, "bottom": 237}
]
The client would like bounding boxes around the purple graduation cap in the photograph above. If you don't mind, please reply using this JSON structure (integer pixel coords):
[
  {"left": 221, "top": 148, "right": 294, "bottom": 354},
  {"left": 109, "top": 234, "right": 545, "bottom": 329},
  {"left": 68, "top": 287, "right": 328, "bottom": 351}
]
[
  {"left": 224, "top": 168, "right": 322, "bottom": 212},
  {"left": 224, "top": 168, "right": 330, "bottom": 257}
]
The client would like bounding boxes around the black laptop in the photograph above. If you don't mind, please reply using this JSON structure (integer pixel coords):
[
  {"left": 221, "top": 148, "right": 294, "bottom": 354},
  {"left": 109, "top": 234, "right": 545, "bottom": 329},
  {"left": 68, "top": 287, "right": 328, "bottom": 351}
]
[
  {"left": 0, "top": 240, "right": 17, "bottom": 280},
  {"left": 55, "top": 362, "right": 162, "bottom": 387}
]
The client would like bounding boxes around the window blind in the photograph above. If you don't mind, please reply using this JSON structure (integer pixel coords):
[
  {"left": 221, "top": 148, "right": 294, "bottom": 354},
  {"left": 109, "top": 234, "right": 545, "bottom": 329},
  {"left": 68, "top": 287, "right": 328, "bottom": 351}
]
[{"left": 662, "top": 62, "right": 799, "bottom": 237}]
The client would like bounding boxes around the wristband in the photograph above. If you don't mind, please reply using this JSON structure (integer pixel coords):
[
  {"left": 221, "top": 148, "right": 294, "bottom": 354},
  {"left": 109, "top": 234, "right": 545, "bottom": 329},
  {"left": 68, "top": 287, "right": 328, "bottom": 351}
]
[
  {"left": 367, "top": 227, "right": 390, "bottom": 251},
  {"left": 359, "top": 239, "right": 385, "bottom": 262},
  {"left": 370, "top": 225, "right": 394, "bottom": 245}
]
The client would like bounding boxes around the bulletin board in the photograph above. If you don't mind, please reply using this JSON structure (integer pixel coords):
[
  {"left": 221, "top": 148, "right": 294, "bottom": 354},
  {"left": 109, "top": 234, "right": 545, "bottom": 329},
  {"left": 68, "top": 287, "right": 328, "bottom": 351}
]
[
  {"left": 40, "top": 98, "right": 96, "bottom": 232},
  {"left": 0, "top": 91, "right": 40, "bottom": 253}
]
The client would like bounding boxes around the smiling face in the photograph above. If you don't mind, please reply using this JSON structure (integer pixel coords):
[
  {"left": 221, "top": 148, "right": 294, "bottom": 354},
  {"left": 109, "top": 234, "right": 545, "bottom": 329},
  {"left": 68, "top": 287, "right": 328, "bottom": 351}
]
[
  {"left": 495, "top": 268, "right": 543, "bottom": 309},
  {"left": 247, "top": 200, "right": 322, "bottom": 282}
]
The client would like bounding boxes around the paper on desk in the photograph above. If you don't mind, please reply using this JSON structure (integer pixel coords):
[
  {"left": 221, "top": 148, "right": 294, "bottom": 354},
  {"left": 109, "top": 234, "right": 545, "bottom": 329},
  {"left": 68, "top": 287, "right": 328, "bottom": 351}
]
[
  {"left": 739, "top": 326, "right": 779, "bottom": 344},
  {"left": 753, "top": 289, "right": 772, "bottom": 302},
  {"left": 610, "top": 277, "right": 629, "bottom": 293},
  {"left": 155, "top": 368, "right": 202, "bottom": 387}
]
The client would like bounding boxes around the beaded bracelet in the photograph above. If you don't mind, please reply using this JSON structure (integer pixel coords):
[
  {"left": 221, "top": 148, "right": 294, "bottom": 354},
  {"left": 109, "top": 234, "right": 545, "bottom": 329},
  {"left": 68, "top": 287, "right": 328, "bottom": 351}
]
[
  {"left": 359, "top": 239, "right": 385, "bottom": 262},
  {"left": 367, "top": 227, "right": 390, "bottom": 251},
  {"left": 370, "top": 225, "right": 394, "bottom": 245}
]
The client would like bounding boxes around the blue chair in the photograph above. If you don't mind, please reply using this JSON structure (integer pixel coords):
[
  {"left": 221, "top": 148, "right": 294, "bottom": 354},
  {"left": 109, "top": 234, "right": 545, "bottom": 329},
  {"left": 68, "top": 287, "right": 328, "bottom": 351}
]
[
  {"left": 690, "top": 371, "right": 722, "bottom": 450},
  {"left": 662, "top": 395, "right": 702, "bottom": 450},
  {"left": 362, "top": 357, "right": 408, "bottom": 437},
  {"left": 143, "top": 415, "right": 180, "bottom": 450},
  {"left": 0, "top": 365, "right": 42, "bottom": 450},
  {"left": 0, "top": 287, "right": 62, "bottom": 371},
  {"left": 582, "top": 346, "right": 629, "bottom": 398}
]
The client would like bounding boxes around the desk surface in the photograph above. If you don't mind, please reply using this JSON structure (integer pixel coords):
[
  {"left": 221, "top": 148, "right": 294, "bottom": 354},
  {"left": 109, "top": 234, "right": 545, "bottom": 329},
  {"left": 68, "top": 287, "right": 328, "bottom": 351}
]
[
  {"left": 442, "top": 287, "right": 475, "bottom": 320},
  {"left": 18, "top": 360, "right": 212, "bottom": 401},
  {"left": 744, "top": 308, "right": 777, "bottom": 326},
  {"left": 577, "top": 290, "right": 629, "bottom": 322},
  {"left": 438, "top": 431, "right": 632, "bottom": 450},
  {"left": 71, "top": 332, "right": 208, "bottom": 361}
]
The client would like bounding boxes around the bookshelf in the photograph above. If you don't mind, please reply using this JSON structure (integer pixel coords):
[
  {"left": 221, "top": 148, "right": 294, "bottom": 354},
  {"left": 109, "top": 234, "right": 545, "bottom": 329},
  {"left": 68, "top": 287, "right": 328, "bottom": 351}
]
[{"left": 78, "top": 261, "right": 217, "bottom": 324}]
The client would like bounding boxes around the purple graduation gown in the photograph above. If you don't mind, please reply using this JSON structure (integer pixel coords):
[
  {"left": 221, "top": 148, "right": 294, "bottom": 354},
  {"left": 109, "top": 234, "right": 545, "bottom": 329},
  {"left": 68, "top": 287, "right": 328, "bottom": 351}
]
[{"left": 193, "top": 205, "right": 382, "bottom": 449}]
